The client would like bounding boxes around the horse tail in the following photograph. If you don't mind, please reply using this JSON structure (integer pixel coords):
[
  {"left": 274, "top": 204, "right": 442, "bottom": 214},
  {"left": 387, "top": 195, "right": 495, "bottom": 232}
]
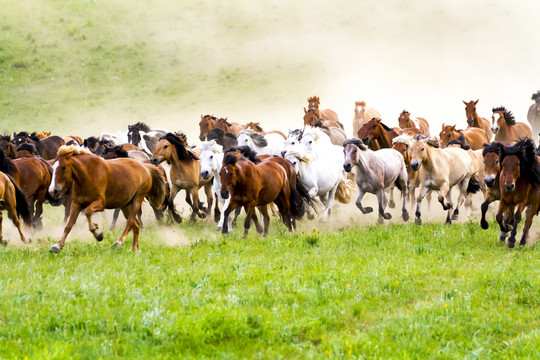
[
  {"left": 288, "top": 175, "right": 310, "bottom": 220},
  {"left": 335, "top": 178, "right": 355, "bottom": 204},
  {"left": 8, "top": 176, "right": 31, "bottom": 227},
  {"left": 467, "top": 173, "right": 482, "bottom": 194},
  {"left": 295, "top": 177, "right": 317, "bottom": 213},
  {"left": 144, "top": 163, "right": 168, "bottom": 210}
]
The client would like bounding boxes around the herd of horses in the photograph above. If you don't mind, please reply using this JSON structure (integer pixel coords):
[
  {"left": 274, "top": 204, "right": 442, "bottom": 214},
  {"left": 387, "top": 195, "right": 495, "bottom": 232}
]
[{"left": 2, "top": 93, "right": 540, "bottom": 252}]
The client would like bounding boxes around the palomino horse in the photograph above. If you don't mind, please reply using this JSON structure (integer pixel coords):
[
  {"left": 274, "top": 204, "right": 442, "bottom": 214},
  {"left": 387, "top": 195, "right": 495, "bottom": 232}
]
[
  {"left": 0, "top": 136, "right": 16, "bottom": 159},
  {"left": 492, "top": 106, "right": 532, "bottom": 145},
  {"left": 357, "top": 118, "right": 422, "bottom": 150},
  {"left": 352, "top": 101, "right": 381, "bottom": 137},
  {"left": 527, "top": 91, "right": 540, "bottom": 143},
  {"left": 496, "top": 138, "right": 540, "bottom": 247},
  {"left": 306, "top": 96, "right": 340, "bottom": 124},
  {"left": 220, "top": 151, "right": 308, "bottom": 237},
  {"left": 0, "top": 171, "right": 31, "bottom": 245},
  {"left": 13, "top": 132, "right": 65, "bottom": 160},
  {"left": 237, "top": 129, "right": 285, "bottom": 156},
  {"left": 439, "top": 124, "right": 490, "bottom": 150},
  {"left": 127, "top": 122, "right": 167, "bottom": 156},
  {"left": 206, "top": 128, "right": 238, "bottom": 151},
  {"left": 343, "top": 138, "right": 409, "bottom": 224},
  {"left": 398, "top": 110, "right": 430, "bottom": 135},
  {"left": 214, "top": 118, "right": 244, "bottom": 136},
  {"left": 48, "top": 145, "right": 168, "bottom": 253},
  {"left": 463, "top": 100, "right": 493, "bottom": 140},
  {"left": 0, "top": 149, "right": 52, "bottom": 229},
  {"left": 303, "top": 108, "right": 343, "bottom": 129},
  {"left": 150, "top": 133, "right": 214, "bottom": 223},
  {"left": 409, "top": 137, "right": 481, "bottom": 224},
  {"left": 34, "top": 131, "right": 51, "bottom": 139}
]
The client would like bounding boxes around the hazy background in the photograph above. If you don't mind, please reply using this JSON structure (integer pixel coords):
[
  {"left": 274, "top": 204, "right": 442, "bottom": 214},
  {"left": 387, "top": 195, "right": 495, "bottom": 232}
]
[{"left": 1, "top": 0, "right": 539, "bottom": 140}]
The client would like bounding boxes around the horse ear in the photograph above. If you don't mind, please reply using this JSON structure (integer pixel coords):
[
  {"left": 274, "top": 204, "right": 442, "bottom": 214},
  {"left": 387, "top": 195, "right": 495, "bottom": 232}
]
[
  {"left": 451, "top": 125, "right": 456, "bottom": 131},
  {"left": 304, "top": 107, "right": 307, "bottom": 114},
  {"left": 474, "top": 99, "right": 479, "bottom": 105},
  {"left": 441, "top": 123, "right": 445, "bottom": 130},
  {"left": 462, "top": 100, "right": 467, "bottom": 105}
]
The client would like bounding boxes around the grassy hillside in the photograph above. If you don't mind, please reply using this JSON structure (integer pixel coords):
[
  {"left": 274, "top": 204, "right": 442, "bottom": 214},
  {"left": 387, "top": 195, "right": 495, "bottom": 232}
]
[{"left": 0, "top": 221, "right": 538, "bottom": 358}]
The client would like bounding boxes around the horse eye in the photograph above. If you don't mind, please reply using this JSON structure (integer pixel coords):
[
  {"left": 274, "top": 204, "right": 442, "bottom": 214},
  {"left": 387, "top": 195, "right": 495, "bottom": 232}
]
[
  {"left": 62, "top": 166, "right": 66, "bottom": 170},
  {"left": 210, "top": 155, "right": 213, "bottom": 159},
  {"left": 164, "top": 145, "right": 168, "bottom": 149},
  {"left": 447, "top": 135, "right": 451, "bottom": 137},
  {"left": 421, "top": 148, "right": 425, "bottom": 151}
]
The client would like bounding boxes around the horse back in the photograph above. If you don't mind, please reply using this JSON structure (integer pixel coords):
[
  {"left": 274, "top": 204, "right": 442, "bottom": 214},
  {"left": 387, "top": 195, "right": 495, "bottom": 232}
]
[
  {"left": 101, "top": 158, "right": 152, "bottom": 208},
  {"left": 319, "top": 108, "right": 340, "bottom": 123}
]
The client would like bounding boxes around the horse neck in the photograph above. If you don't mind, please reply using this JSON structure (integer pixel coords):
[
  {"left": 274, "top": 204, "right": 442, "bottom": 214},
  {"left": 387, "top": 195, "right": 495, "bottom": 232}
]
[
  {"left": 70, "top": 155, "right": 101, "bottom": 189},
  {"left": 497, "top": 120, "right": 510, "bottom": 140},
  {"left": 354, "top": 149, "right": 373, "bottom": 172},
  {"left": 212, "top": 152, "right": 224, "bottom": 176},
  {"left": 471, "top": 110, "right": 481, "bottom": 126},
  {"left": 376, "top": 127, "right": 396, "bottom": 148}
]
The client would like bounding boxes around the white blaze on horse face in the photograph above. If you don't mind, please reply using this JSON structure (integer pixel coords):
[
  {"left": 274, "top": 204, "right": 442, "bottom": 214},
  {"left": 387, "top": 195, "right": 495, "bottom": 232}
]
[
  {"left": 492, "top": 113, "right": 500, "bottom": 132},
  {"left": 48, "top": 161, "right": 59, "bottom": 194}
]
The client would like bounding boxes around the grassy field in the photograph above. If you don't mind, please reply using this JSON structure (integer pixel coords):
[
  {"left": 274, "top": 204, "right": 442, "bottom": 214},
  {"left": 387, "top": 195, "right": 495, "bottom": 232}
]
[{"left": 0, "top": 219, "right": 538, "bottom": 358}]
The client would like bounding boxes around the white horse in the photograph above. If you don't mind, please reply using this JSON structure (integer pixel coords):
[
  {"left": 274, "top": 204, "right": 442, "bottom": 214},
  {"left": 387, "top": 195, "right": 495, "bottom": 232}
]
[
  {"left": 300, "top": 126, "right": 333, "bottom": 157},
  {"left": 343, "top": 138, "right": 409, "bottom": 224},
  {"left": 237, "top": 129, "right": 284, "bottom": 156},
  {"left": 100, "top": 131, "right": 128, "bottom": 146}
]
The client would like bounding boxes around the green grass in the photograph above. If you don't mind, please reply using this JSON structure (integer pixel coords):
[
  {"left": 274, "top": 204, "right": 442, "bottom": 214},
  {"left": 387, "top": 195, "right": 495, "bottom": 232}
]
[{"left": 1, "top": 219, "right": 538, "bottom": 359}]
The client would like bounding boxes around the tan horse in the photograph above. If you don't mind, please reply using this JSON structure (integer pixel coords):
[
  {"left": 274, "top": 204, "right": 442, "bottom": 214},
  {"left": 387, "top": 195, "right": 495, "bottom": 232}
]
[
  {"left": 463, "top": 99, "right": 493, "bottom": 140},
  {"left": 398, "top": 110, "right": 430, "bottom": 135},
  {"left": 439, "top": 124, "right": 490, "bottom": 150},
  {"left": 307, "top": 96, "right": 340, "bottom": 123},
  {"left": 352, "top": 101, "right": 381, "bottom": 137},
  {"left": 150, "top": 132, "right": 214, "bottom": 223},
  {"left": 492, "top": 106, "right": 532, "bottom": 145},
  {"left": 303, "top": 109, "right": 343, "bottom": 130},
  {"left": 0, "top": 171, "right": 31, "bottom": 246},
  {"left": 48, "top": 145, "right": 168, "bottom": 252},
  {"left": 34, "top": 131, "right": 51, "bottom": 139},
  {"left": 409, "top": 137, "right": 481, "bottom": 224}
]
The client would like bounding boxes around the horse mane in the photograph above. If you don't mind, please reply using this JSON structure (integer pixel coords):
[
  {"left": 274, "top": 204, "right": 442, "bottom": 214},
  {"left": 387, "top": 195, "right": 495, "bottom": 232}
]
[
  {"left": 0, "top": 149, "right": 16, "bottom": 175},
  {"left": 284, "top": 149, "right": 313, "bottom": 163},
  {"left": 401, "top": 110, "right": 410, "bottom": 115},
  {"left": 312, "top": 120, "right": 329, "bottom": 130},
  {"left": 500, "top": 138, "right": 540, "bottom": 186},
  {"left": 392, "top": 134, "right": 414, "bottom": 146},
  {"left": 103, "top": 145, "right": 129, "bottom": 158},
  {"left": 482, "top": 141, "right": 504, "bottom": 156},
  {"left": 16, "top": 143, "right": 38, "bottom": 154},
  {"left": 129, "top": 122, "right": 151, "bottom": 133},
  {"left": 447, "top": 134, "right": 471, "bottom": 150},
  {"left": 57, "top": 145, "right": 90, "bottom": 157},
  {"left": 217, "top": 118, "right": 232, "bottom": 126},
  {"left": 288, "top": 129, "right": 303, "bottom": 138},
  {"left": 492, "top": 106, "right": 516, "bottom": 125},
  {"left": 207, "top": 128, "right": 224, "bottom": 141},
  {"left": 247, "top": 122, "right": 264, "bottom": 132},
  {"left": 223, "top": 132, "right": 238, "bottom": 142},
  {"left": 355, "top": 100, "right": 366, "bottom": 107},
  {"left": 239, "top": 129, "right": 268, "bottom": 147},
  {"left": 343, "top": 138, "right": 368, "bottom": 150},
  {"left": 15, "top": 131, "right": 29, "bottom": 138},
  {"left": 225, "top": 145, "right": 261, "bottom": 163},
  {"left": 531, "top": 91, "right": 540, "bottom": 101},
  {"left": 203, "top": 114, "right": 217, "bottom": 120},
  {"left": 160, "top": 132, "right": 198, "bottom": 161},
  {"left": 29, "top": 132, "right": 41, "bottom": 141},
  {"left": 201, "top": 140, "right": 223, "bottom": 154},
  {"left": 223, "top": 153, "right": 238, "bottom": 166},
  {"left": 307, "top": 96, "right": 320, "bottom": 105},
  {"left": 0, "top": 135, "right": 10, "bottom": 141},
  {"left": 380, "top": 121, "right": 394, "bottom": 132}
]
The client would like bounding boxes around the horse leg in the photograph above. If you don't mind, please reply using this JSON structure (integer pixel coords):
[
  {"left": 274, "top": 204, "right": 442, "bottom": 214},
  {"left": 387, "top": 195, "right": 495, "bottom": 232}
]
[
  {"left": 242, "top": 202, "right": 255, "bottom": 237},
  {"left": 34, "top": 190, "right": 46, "bottom": 231},
  {"left": 321, "top": 185, "right": 338, "bottom": 222},
  {"left": 62, "top": 192, "right": 71, "bottom": 224},
  {"left": 398, "top": 174, "right": 409, "bottom": 222},
  {"left": 507, "top": 203, "right": 527, "bottom": 248},
  {"left": 110, "top": 209, "right": 120, "bottom": 231},
  {"left": 437, "top": 182, "right": 452, "bottom": 211},
  {"left": 376, "top": 189, "right": 391, "bottom": 224},
  {"left": 495, "top": 202, "right": 512, "bottom": 244},
  {"left": 221, "top": 204, "right": 235, "bottom": 235},
  {"left": 50, "top": 202, "right": 82, "bottom": 253},
  {"left": 480, "top": 191, "right": 497, "bottom": 230},
  {"left": 415, "top": 186, "right": 429, "bottom": 225},
  {"left": 84, "top": 200, "right": 106, "bottom": 242},
  {"left": 203, "top": 183, "right": 213, "bottom": 217},
  {"left": 188, "top": 187, "right": 205, "bottom": 220},
  {"left": 232, "top": 207, "right": 241, "bottom": 227},
  {"left": 258, "top": 205, "right": 271, "bottom": 237},
  {"left": 519, "top": 205, "right": 537, "bottom": 246},
  {"left": 452, "top": 179, "right": 470, "bottom": 221},
  {"left": 252, "top": 206, "right": 264, "bottom": 234},
  {"left": 137, "top": 207, "right": 143, "bottom": 229},
  {"left": 216, "top": 197, "right": 228, "bottom": 231},
  {"left": 214, "top": 197, "right": 221, "bottom": 224},
  {"left": 388, "top": 185, "right": 396, "bottom": 208},
  {"left": 0, "top": 212, "right": 4, "bottom": 246},
  {"left": 6, "top": 203, "right": 27, "bottom": 244},
  {"left": 168, "top": 185, "right": 182, "bottom": 223},
  {"left": 355, "top": 188, "right": 372, "bottom": 214}
]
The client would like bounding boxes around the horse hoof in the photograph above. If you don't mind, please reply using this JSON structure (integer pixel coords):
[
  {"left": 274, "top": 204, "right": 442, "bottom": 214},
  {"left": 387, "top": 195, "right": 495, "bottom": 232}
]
[
  {"left": 361, "top": 206, "right": 373, "bottom": 214},
  {"left": 214, "top": 215, "right": 220, "bottom": 223},
  {"left": 0, "top": 240, "right": 7, "bottom": 247},
  {"left": 480, "top": 220, "right": 489, "bottom": 230},
  {"left": 519, "top": 240, "right": 526, "bottom": 246},
  {"left": 94, "top": 229, "right": 103, "bottom": 242},
  {"left": 112, "top": 241, "right": 122, "bottom": 247},
  {"left": 377, "top": 218, "right": 385, "bottom": 225},
  {"left": 216, "top": 225, "right": 222, "bottom": 231},
  {"left": 172, "top": 215, "right": 183, "bottom": 224},
  {"left": 383, "top": 213, "right": 392, "bottom": 220},
  {"left": 507, "top": 241, "right": 515, "bottom": 249},
  {"left": 307, "top": 213, "right": 315, "bottom": 220},
  {"left": 388, "top": 200, "right": 395, "bottom": 209},
  {"left": 49, "top": 246, "right": 60, "bottom": 253},
  {"left": 451, "top": 214, "right": 459, "bottom": 221},
  {"left": 402, "top": 211, "right": 409, "bottom": 222},
  {"left": 198, "top": 212, "right": 207, "bottom": 219},
  {"left": 415, "top": 218, "right": 422, "bottom": 225}
]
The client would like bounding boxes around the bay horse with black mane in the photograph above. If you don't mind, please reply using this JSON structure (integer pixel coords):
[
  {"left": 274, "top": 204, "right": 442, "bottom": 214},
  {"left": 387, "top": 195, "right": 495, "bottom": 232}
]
[
  {"left": 0, "top": 136, "right": 16, "bottom": 159},
  {"left": 439, "top": 124, "right": 490, "bottom": 150},
  {"left": 150, "top": 132, "right": 215, "bottom": 223},
  {"left": 206, "top": 128, "right": 238, "bottom": 151},
  {"left": 199, "top": 115, "right": 218, "bottom": 141},
  {"left": 357, "top": 118, "right": 422, "bottom": 150},
  {"left": 492, "top": 106, "right": 532, "bottom": 145},
  {"left": 13, "top": 132, "right": 65, "bottom": 160},
  {"left": 463, "top": 99, "right": 493, "bottom": 140},
  {"left": 48, "top": 145, "right": 168, "bottom": 253},
  {"left": 496, "top": 138, "right": 540, "bottom": 247}
]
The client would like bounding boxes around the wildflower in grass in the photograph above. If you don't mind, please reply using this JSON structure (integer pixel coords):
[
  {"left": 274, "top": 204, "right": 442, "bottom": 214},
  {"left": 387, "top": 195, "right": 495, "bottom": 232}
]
[
  {"left": 444, "top": 303, "right": 448, "bottom": 308},
  {"left": 347, "top": 283, "right": 351, "bottom": 287},
  {"left": 11, "top": 282, "right": 15, "bottom": 288},
  {"left": 395, "top": 280, "right": 399, "bottom": 286}
]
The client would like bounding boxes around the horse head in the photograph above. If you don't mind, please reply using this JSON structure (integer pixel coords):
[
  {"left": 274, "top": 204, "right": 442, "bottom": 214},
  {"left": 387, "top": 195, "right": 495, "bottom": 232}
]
[
  {"left": 307, "top": 96, "right": 320, "bottom": 111},
  {"left": 343, "top": 138, "right": 367, "bottom": 172},
  {"left": 482, "top": 142, "right": 503, "bottom": 187},
  {"left": 199, "top": 114, "right": 216, "bottom": 141},
  {"left": 409, "top": 136, "right": 435, "bottom": 171},
  {"left": 357, "top": 118, "right": 382, "bottom": 144},
  {"left": 398, "top": 110, "right": 411, "bottom": 129},
  {"left": 220, "top": 153, "right": 241, "bottom": 198},
  {"left": 200, "top": 140, "right": 222, "bottom": 180},
  {"left": 463, "top": 99, "right": 479, "bottom": 126},
  {"left": 49, "top": 145, "right": 80, "bottom": 199},
  {"left": 439, "top": 124, "right": 457, "bottom": 148}
]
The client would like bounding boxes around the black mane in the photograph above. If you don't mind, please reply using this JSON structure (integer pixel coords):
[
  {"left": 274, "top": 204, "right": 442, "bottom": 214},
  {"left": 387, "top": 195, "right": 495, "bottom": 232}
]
[
  {"left": 29, "top": 132, "right": 41, "bottom": 142},
  {"left": 482, "top": 141, "right": 504, "bottom": 156},
  {"left": 492, "top": 106, "right": 516, "bottom": 126},
  {"left": 223, "top": 153, "right": 238, "bottom": 166},
  {"left": 103, "top": 145, "right": 129, "bottom": 158},
  {"left": 380, "top": 121, "right": 394, "bottom": 132},
  {"left": 225, "top": 145, "right": 261, "bottom": 163},
  {"left": 160, "top": 132, "right": 198, "bottom": 161},
  {"left": 16, "top": 143, "right": 38, "bottom": 155},
  {"left": 343, "top": 138, "right": 363, "bottom": 148},
  {"left": 531, "top": 91, "right": 540, "bottom": 101},
  {"left": 500, "top": 138, "right": 540, "bottom": 187},
  {"left": 0, "top": 135, "right": 10, "bottom": 142},
  {"left": 129, "top": 122, "right": 151, "bottom": 133},
  {"left": 401, "top": 110, "right": 409, "bottom": 115},
  {"left": 447, "top": 134, "right": 471, "bottom": 150},
  {"left": 0, "top": 149, "right": 16, "bottom": 175},
  {"left": 207, "top": 128, "right": 224, "bottom": 141}
]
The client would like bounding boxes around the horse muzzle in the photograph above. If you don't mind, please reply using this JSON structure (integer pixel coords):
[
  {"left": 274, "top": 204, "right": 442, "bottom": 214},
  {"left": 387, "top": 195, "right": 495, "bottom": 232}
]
[
  {"left": 281, "top": 150, "right": 286, "bottom": 157},
  {"left": 49, "top": 187, "right": 62, "bottom": 200},
  {"left": 467, "top": 118, "right": 473, "bottom": 126},
  {"left": 343, "top": 163, "right": 352, "bottom": 173},
  {"left": 484, "top": 175, "right": 496, "bottom": 188},
  {"left": 410, "top": 160, "right": 420, "bottom": 171},
  {"left": 362, "top": 137, "right": 370, "bottom": 145},
  {"left": 150, "top": 157, "right": 161, "bottom": 166},
  {"left": 199, "top": 135, "right": 206, "bottom": 142},
  {"left": 492, "top": 127, "right": 498, "bottom": 134},
  {"left": 201, "top": 170, "right": 210, "bottom": 180},
  {"left": 504, "top": 183, "right": 515, "bottom": 192},
  {"left": 221, "top": 190, "right": 229, "bottom": 199}
]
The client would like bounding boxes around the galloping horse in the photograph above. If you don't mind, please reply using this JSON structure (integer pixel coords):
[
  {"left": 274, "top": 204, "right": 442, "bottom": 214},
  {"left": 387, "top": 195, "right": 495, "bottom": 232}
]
[
  {"left": 398, "top": 110, "right": 430, "bottom": 135},
  {"left": 48, "top": 145, "right": 168, "bottom": 252},
  {"left": 13, "top": 132, "right": 65, "bottom": 160},
  {"left": 127, "top": 122, "right": 167, "bottom": 156},
  {"left": 206, "top": 128, "right": 238, "bottom": 151},
  {"left": 343, "top": 138, "right": 409, "bottom": 224},
  {"left": 358, "top": 118, "right": 421, "bottom": 150},
  {"left": 492, "top": 106, "right": 532, "bottom": 145},
  {"left": 463, "top": 100, "right": 493, "bottom": 140},
  {"left": 237, "top": 129, "right": 285, "bottom": 156},
  {"left": 409, "top": 137, "right": 481, "bottom": 224},
  {"left": 214, "top": 118, "right": 244, "bottom": 136},
  {"left": 527, "top": 91, "right": 540, "bottom": 143},
  {"left": 352, "top": 101, "right": 381, "bottom": 138},
  {"left": 0, "top": 136, "right": 16, "bottom": 159},
  {"left": 0, "top": 171, "right": 31, "bottom": 246},
  {"left": 150, "top": 133, "right": 214, "bottom": 223},
  {"left": 496, "top": 138, "right": 540, "bottom": 247},
  {"left": 303, "top": 108, "right": 343, "bottom": 130},
  {"left": 479, "top": 142, "right": 505, "bottom": 231},
  {"left": 199, "top": 115, "right": 218, "bottom": 141},
  {"left": 307, "top": 96, "right": 340, "bottom": 123},
  {"left": 439, "top": 124, "right": 490, "bottom": 150}
]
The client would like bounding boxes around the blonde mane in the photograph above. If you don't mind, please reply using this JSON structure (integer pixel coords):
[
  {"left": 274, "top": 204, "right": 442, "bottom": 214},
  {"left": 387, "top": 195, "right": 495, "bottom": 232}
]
[
  {"left": 56, "top": 145, "right": 91, "bottom": 157},
  {"left": 392, "top": 134, "right": 415, "bottom": 146},
  {"left": 284, "top": 149, "right": 313, "bottom": 164},
  {"left": 200, "top": 140, "right": 223, "bottom": 154}
]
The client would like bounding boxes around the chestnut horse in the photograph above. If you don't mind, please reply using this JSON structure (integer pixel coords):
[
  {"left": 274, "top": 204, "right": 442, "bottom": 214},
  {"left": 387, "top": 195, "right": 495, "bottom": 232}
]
[
  {"left": 398, "top": 110, "right": 430, "bottom": 135},
  {"left": 306, "top": 96, "right": 340, "bottom": 123},
  {"left": 198, "top": 115, "right": 218, "bottom": 141},
  {"left": 439, "top": 124, "right": 490, "bottom": 150},
  {"left": 48, "top": 145, "right": 168, "bottom": 253},
  {"left": 0, "top": 171, "right": 31, "bottom": 246},
  {"left": 150, "top": 133, "right": 214, "bottom": 223},
  {"left": 463, "top": 100, "right": 493, "bottom": 140},
  {"left": 352, "top": 100, "right": 381, "bottom": 137},
  {"left": 358, "top": 118, "right": 422, "bottom": 150},
  {"left": 214, "top": 118, "right": 244, "bottom": 136},
  {"left": 492, "top": 106, "right": 532, "bottom": 145},
  {"left": 479, "top": 142, "right": 509, "bottom": 231},
  {"left": 496, "top": 138, "right": 540, "bottom": 247},
  {"left": 303, "top": 108, "right": 343, "bottom": 129}
]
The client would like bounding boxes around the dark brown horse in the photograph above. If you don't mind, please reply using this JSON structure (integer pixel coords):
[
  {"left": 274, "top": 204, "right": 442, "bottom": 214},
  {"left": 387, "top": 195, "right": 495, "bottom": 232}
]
[
  {"left": 15, "top": 143, "right": 39, "bottom": 158},
  {"left": 463, "top": 100, "right": 493, "bottom": 140},
  {"left": 496, "top": 138, "right": 540, "bottom": 247},
  {"left": 13, "top": 132, "right": 65, "bottom": 160},
  {"left": 492, "top": 106, "right": 532, "bottom": 145},
  {"left": 206, "top": 128, "right": 238, "bottom": 151},
  {"left": 0, "top": 171, "right": 31, "bottom": 246},
  {"left": 439, "top": 124, "right": 490, "bottom": 150},
  {"left": 48, "top": 145, "right": 168, "bottom": 253},
  {"left": 0, "top": 136, "right": 16, "bottom": 159},
  {"left": 479, "top": 142, "right": 507, "bottom": 231},
  {"left": 358, "top": 118, "right": 421, "bottom": 149}
]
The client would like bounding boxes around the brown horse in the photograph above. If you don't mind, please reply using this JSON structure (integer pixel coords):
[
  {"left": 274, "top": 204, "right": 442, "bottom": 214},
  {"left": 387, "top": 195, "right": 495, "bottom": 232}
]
[
  {"left": 48, "top": 145, "right": 167, "bottom": 252},
  {"left": 0, "top": 136, "right": 16, "bottom": 159},
  {"left": 479, "top": 142, "right": 509, "bottom": 231},
  {"left": 13, "top": 132, "right": 65, "bottom": 160},
  {"left": 496, "top": 138, "right": 540, "bottom": 247},
  {"left": 398, "top": 110, "right": 430, "bottom": 135},
  {"left": 0, "top": 171, "right": 31, "bottom": 246},
  {"left": 219, "top": 151, "right": 308, "bottom": 237},
  {"left": 150, "top": 132, "right": 214, "bottom": 223},
  {"left": 306, "top": 96, "right": 340, "bottom": 123},
  {"left": 358, "top": 118, "right": 421, "bottom": 149},
  {"left": 352, "top": 100, "right": 381, "bottom": 137},
  {"left": 303, "top": 108, "right": 343, "bottom": 130},
  {"left": 439, "top": 124, "right": 490, "bottom": 150},
  {"left": 492, "top": 106, "right": 532, "bottom": 145},
  {"left": 463, "top": 100, "right": 493, "bottom": 140},
  {"left": 214, "top": 118, "right": 244, "bottom": 136},
  {"left": 198, "top": 115, "right": 218, "bottom": 141},
  {"left": 245, "top": 122, "right": 287, "bottom": 139},
  {"left": 15, "top": 143, "right": 39, "bottom": 158}
]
